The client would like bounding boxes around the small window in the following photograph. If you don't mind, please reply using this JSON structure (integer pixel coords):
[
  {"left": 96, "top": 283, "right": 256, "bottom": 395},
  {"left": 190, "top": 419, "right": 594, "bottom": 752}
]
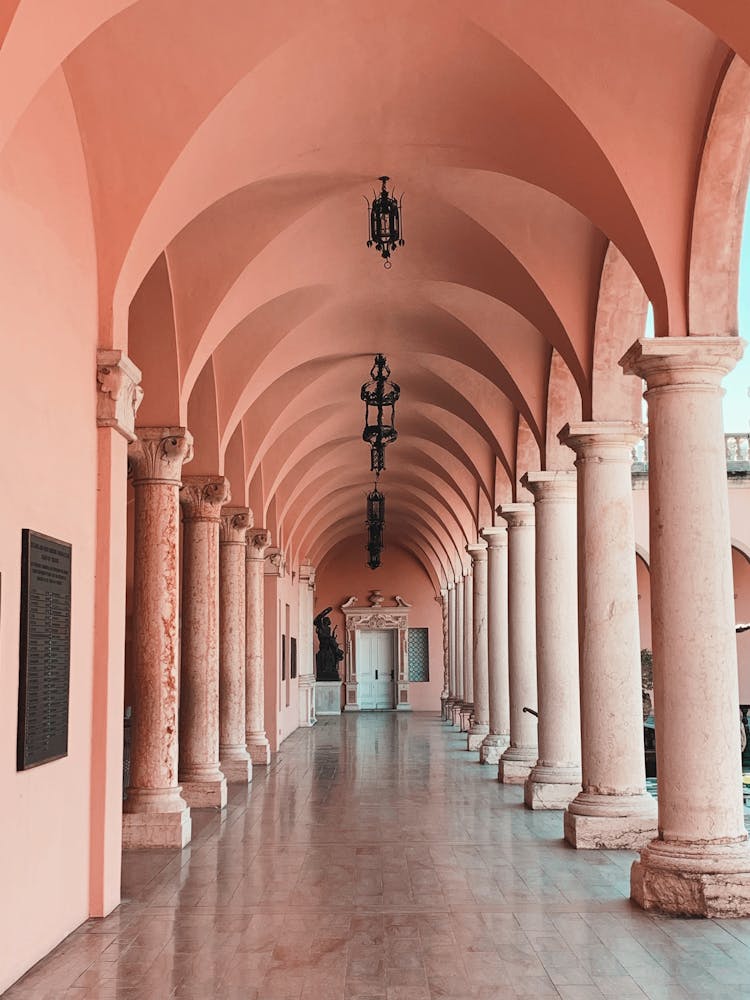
[
  {"left": 407, "top": 627, "right": 429, "bottom": 682},
  {"left": 290, "top": 637, "right": 297, "bottom": 679}
]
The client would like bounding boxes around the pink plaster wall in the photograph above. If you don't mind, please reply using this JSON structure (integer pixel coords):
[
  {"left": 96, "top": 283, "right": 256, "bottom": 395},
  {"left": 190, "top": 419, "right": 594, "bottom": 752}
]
[
  {"left": 636, "top": 554, "right": 653, "bottom": 653},
  {"left": 315, "top": 543, "right": 444, "bottom": 711},
  {"left": 0, "top": 73, "right": 100, "bottom": 993},
  {"left": 732, "top": 548, "right": 750, "bottom": 702},
  {"left": 263, "top": 571, "right": 301, "bottom": 751}
]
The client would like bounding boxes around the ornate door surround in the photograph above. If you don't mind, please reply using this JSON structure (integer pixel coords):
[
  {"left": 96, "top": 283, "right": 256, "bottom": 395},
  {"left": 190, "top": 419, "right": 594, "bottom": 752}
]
[{"left": 341, "top": 592, "right": 411, "bottom": 711}]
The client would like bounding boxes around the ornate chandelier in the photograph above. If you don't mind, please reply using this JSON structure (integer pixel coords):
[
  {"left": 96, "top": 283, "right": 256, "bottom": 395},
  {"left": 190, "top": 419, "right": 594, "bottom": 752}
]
[
  {"left": 365, "top": 176, "right": 404, "bottom": 268},
  {"left": 361, "top": 354, "right": 400, "bottom": 476},
  {"left": 366, "top": 487, "right": 385, "bottom": 570}
]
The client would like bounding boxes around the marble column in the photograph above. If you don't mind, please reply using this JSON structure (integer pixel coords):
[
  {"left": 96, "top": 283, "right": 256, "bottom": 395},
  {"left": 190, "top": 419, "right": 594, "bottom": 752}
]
[
  {"left": 123, "top": 427, "right": 193, "bottom": 849},
  {"left": 439, "top": 588, "right": 450, "bottom": 719},
  {"left": 521, "top": 472, "right": 581, "bottom": 810},
  {"left": 446, "top": 581, "right": 457, "bottom": 722},
  {"left": 218, "top": 507, "right": 253, "bottom": 784},
  {"left": 498, "top": 504, "right": 538, "bottom": 783},
  {"left": 560, "top": 423, "right": 657, "bottom": 848},
  {"left": 467, "top": 542, "right": 490, "bottom": 752},
  {"left": 298, "top": 563, "right": 317, "bottom": 727},
  {"left": 179, "top": 476, "right": 230, "bottom": 808},
  {"left": 246, "top": 529, "right": 272, "bottom": 764},
  {"left": 480, "top": 525, "right": 510, "bottom": 765},
  {"left": 621, "top": 336, "right": 750, "bottom": 916},
  {"left": 460, "top": 568, "right": 474, "bottom": 732},
  {"left": 453, "top": 575, "right": 465, "bottom": 726}
]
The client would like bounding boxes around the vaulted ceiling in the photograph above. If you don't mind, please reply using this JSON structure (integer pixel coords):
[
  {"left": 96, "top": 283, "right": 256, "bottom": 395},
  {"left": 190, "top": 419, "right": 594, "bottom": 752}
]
[{"left": 2, "top": 1, "right": 748, "bottom": 585}]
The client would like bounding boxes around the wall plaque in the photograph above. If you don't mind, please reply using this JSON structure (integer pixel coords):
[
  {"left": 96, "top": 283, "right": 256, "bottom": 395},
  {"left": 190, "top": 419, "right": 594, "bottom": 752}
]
[{"left": 17, "top": 530, "right": 72, "bottom": 770}]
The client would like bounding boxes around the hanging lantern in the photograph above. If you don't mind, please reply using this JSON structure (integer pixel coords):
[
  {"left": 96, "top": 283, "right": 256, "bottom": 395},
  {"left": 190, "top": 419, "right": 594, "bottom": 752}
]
[
  {"left": 365, "top": 176, "right": 404, "bottom": 269},
  {"left": 361, "top": 354, "right": 400, "bottom": 476},
  {"left": 366, "top": 487, "right": 385, "bottom": 570}
]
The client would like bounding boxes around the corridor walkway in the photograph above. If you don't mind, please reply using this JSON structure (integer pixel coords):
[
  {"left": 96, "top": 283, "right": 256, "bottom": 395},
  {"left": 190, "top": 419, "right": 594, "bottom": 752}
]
[{"left": 5, "top": 713, "right": 750, "bottom": 1000}]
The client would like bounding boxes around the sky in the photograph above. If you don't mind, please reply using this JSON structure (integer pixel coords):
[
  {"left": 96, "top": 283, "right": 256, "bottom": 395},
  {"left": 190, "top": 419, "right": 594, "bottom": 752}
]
[{"left": 724, "top": 187, "right": 750, "bottom": 431}]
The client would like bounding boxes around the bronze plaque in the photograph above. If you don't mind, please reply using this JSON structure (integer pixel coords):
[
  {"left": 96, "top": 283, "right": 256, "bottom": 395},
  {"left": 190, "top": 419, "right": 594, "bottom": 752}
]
[{"left": 17, "top": 530, "right": 72, "bottom": 770}]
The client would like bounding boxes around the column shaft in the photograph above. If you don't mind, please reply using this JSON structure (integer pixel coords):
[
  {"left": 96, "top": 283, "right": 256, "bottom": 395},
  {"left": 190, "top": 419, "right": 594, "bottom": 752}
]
[
  {"left": 453, "top": 576, "right": 465, "bottom": 726},
  {"left": 498, "top": 505, "right": 538, "bottom": 783},
  {"left": 460, "top": 569, "right": 473, "bottom": 731},
  {"left": 522, "top": 471, "right": 582, "bottom": 810},
  {"left": 218, "top": 508, "right": 253, "bottom": 784},
  {"left": 560, "top": 423, "right": 656, "bottom": 848},
  {"left": 480, "top": 526, "right": 510, "bottom": 764},
  {"left": 467, "top": 543, "right": 489, "bottom": 751},
  {"left": 622, "top": 337, "right": 750, "bottom": 916},
  {"left": 446, "top": 583, "right": 457, "bottom": 723},
  {"left": 439, "top": 589, "right": 450, "bottom": 719},
  {"left": 246, "top": 530, "right": 272, "bottom": 764},
  {"left": 123, "top": 428, "right": 193, "bottom": 849},
  {"left": 179, "top": 476, "right": 230, "bottom": 808},
  {"left": 298, "top": 564, "right": 317, "bottom": 727}
]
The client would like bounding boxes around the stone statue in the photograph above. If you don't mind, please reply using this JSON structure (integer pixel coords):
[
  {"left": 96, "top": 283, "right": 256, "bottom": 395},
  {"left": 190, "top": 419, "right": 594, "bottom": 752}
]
[{"left": 313, "top": 606, "right": 344, "bottom": 681}]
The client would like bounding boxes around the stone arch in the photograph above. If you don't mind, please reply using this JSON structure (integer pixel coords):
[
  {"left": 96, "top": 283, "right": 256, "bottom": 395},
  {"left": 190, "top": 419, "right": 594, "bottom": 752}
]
[
  {"left": 689, "top": 54, "right": 750, "bottom": 337},
  {"left": 591, "top": 242, "right": 648, "bottom": 421}
]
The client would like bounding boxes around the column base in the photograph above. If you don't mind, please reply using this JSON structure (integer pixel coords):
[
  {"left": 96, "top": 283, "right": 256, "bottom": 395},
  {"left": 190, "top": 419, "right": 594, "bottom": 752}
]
[
  {"left": 123, "top": 787, "right": 191, "bottom": 849},
  {"left": 498, "top": 745, "right": 537, "bottom": 784},
  {"left": 179, "top": 773, "right": 228, "bottom": 809},
  {"left": 524, "top": 763, "right": 581, "bottom": 810},
  {"left": 459, "top": 704, "right": 473, "bottom": 732},
  {"left": 298, "top": 675, "right": 316, "bottom": 726},
  {"left": 220, "top": 754, "right": 252, "bottom": 784},
  {"left": 564, "top": 792, "right": 657, "bottom": 849},
  {"left": 440, "top": 696, "right": 449, "bottom": 720},
  {"left": 631, "top": 838, "right": 750, "bottom": 917},
  {"left": 480, "top": 733, "right": 509, "bottom": 765},
  {"left": 467, "top": 723, "right": 489, "bottom": 751},
  {"left": 247, "top": 735, "right": 272, "bottom": 765},
  {"left": 450, "top": 703, "right": 462, "bottom": 726},
  {"left": 316, "top": 680, "right": 343, "bottom": 715}
]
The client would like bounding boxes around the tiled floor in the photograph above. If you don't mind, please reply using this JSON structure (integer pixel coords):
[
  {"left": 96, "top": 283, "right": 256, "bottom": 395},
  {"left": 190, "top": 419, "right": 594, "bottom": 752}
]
[{"left": 6, "top": 713, "right": 750, "bottom": 999}]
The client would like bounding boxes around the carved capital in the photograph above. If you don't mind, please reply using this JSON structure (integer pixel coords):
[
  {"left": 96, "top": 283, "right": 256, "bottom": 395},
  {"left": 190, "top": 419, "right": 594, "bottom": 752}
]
[
  {"left": 97, "top": 350, "right": 144, "bottom": 441},
  {"left": 180, "top": 475, "right": 231, "bottom": 521},
  {"left": 247, "top": 529, "right": 272, "bottom": 560},
  {"left": 128, "top": 427, "right": 193, "bottom": 485},
  {"left": 219, "top": 506, "right": 253, "bottom": 543},
  {"left": 265, "top": 546, "right": 286, "bottom": 577},
  {"left": 299, "top": 562, "right": 316, "bottom": 587}
]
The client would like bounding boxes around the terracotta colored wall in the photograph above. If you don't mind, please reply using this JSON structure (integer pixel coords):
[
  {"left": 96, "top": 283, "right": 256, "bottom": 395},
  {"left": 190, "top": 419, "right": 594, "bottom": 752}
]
[
  {"left": 315, "top": 542, "right": 444, "bottom": 711},
  {"left": 0, "top": 74, "right": 100, "bottom": 992}
]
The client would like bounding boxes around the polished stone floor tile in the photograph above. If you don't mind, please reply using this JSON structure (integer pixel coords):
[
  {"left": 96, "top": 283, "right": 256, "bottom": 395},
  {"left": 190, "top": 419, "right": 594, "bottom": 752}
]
[{"left": 5, "top": 713, "right": 750, "bottom": 999}]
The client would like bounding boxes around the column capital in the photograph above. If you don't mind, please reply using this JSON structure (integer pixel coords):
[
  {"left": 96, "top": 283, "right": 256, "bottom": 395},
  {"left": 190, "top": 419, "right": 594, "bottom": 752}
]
[
  {"left": 481, "top": 525, "right": 508, "bottom": 548},
  {"left": 619, "top": 336, "right": 744, "bottom": 389},
  {"left": 247, "top": 528, "right": 272, "bottom": 559},
  {"left": 559, "top": 421, "right": 645, "bottom": 460},
  {"left": 299, "top": 561, "right": 316, "bottom": 586},
  {"left": 265, "top": 546, "right": 286, "bottom": 577},
  {"left": 467, "top": 541, "right": 488, "bottom": 563},
  {"left": 219, "top": 506, "right": 253, "bottom": 543},
  {"left": 498, "top": 502, "right": 535, "bottom": 528},
  {"left": 96, "top": 349, "right": 143, "bottom": 441},
  {"left": 180, "top": 476, "right": 231, "bottom": 521},
  {"left": 446, "top": 579, "right": 455, "bottom": 591},
  {"left": 521, "top": 470, "right": 576, "bottom": 502},
  {"left": 128, "top": 427, "right": 193, "bottom": 485}
]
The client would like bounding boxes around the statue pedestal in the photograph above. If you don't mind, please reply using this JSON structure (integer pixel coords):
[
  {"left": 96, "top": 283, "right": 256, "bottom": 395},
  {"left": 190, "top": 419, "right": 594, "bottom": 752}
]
[{"left": 315, "top": 680, "right": 343, "bottom": 716}]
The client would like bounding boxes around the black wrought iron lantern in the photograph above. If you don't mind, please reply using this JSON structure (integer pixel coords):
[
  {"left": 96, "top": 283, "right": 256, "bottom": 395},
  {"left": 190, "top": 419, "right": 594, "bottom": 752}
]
[
  {"left": 366, "top": 487, "right": 385, "bottom": 570},
  {"left": 365, "top": 176, "right": 404, "bottom": 268},
  {"left": 361, "top": 354, "right": 400, "bottom": 476}
]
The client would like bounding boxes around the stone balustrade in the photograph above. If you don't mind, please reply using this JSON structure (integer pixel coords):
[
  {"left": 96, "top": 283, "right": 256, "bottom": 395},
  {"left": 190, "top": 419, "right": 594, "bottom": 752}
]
[{"left": 632, "top": 433, "right": 750, "bottom": 473}]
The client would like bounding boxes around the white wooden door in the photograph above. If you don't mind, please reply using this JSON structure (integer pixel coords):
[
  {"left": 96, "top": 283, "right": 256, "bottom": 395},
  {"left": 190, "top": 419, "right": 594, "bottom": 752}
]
[{"left": 356, "top": 630, "right": 395, "bottom": 709}]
